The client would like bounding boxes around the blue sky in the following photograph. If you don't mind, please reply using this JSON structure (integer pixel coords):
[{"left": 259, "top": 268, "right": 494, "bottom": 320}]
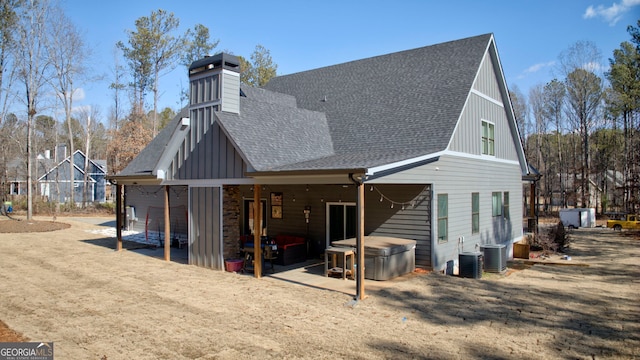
[{"left": 60, "top": 0, "right": 639, "bottom": 123}]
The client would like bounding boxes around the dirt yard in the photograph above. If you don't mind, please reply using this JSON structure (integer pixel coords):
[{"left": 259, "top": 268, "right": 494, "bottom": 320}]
[{"left": 0, "top": 216, "right": 638, "bottom": 359}]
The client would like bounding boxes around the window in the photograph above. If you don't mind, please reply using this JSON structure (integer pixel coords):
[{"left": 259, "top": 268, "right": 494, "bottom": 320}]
[
  {"left": 482, "top": 120, "right": 495, "bottom": 155},
  {"left": 492, "top": 192, "right": 502, "bottom": 217},
  {"left": 503, "top": 192, "right": 510, "bottom": 220},
  {"left": 437, "top": 194, "right": 448, "bottom": 243},
  {"left": 472, "top": 193, "right": 479, "bottom": 234}
]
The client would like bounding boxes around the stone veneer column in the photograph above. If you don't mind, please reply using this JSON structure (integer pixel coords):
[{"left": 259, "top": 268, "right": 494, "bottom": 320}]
[{"left": 222, "top": 185, "right": 241, "bottom": 259}]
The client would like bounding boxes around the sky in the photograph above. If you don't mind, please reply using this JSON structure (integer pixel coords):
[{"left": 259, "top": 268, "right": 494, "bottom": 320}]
[{"left": 58, "top": 0, "right": 640, "bottom": 124}]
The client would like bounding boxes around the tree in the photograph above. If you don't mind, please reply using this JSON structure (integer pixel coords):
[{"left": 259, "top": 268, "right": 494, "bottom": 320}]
[
  {"left": 240, "top": 44, "right": 278, "bottom": 87},
  {"left": 118, "top": 9, "right": 186, "bottom": 137},
  {"left": 181, "top": 23, "right": 219, "bottom": 68},
  {"left": 108, "top": 118, "right": 154, "bottom": 175},
  {"left": 74, "top": 106, "right": 103, "bottom": 208},
  {"left": 14, "top": 0, "right": 53, "bottom": 220},
  {"left": 542, "top": 79, "right": 567, "bottom": 206},
  {"left": 509, "top": 85, "right": 529, "bottom": 148},
  {"left": 158, "top": 107, "right": 175, "bottom": 130},
  {"left": 46, "top": 5, "right": 90, "bottom": 209},
  {"left": 565, "top": 68, "right": 603, "bottom": 208},
  {"left": 0, "top": 0, "right": 20, "bottom": 121},
  {"left": 606, "top": 21, "right": 640, "bottom": 213},
  {"left": 0, "top": 1, "right": 20, "bottom": 202},
  {"left": 0, "top": 113, "right": 24, "bottom": 199},
  {"left": 559, "top": 41, "right": 604, "bottom": 208}
]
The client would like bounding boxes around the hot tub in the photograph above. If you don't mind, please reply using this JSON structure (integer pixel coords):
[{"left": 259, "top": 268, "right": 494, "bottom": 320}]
[{"left": 331, "top": 236, "right": 416, "bottom": 280}]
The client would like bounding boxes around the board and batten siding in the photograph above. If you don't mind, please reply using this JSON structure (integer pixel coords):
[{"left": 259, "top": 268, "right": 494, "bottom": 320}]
[
  {"left": 473, "top": 51, "right": 502, "bottom": 101},
  {"left": 190, "top": 186, "right": 222, "bottom": 269},
  {"left": 169, "top": 115, "right": 245, "bottom": 181}
]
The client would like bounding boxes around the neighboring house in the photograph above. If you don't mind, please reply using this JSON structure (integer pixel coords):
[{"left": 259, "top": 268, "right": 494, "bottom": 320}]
[
  {"left": 110, "top": 34, "right": 529, "bottom": 272},
  {"left": 38, "top": 150, "right": 108, "bottom": 204},
  {"left": 4, "top": 154, "right": 57, "bottom": 196}
]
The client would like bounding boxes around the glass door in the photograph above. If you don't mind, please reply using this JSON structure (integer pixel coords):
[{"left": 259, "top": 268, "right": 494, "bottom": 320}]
[{"left": 326, "top": 202, "right": 356, "bottom": 247}]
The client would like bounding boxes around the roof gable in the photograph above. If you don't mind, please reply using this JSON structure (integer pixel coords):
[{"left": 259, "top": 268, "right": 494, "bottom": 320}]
[
  {"left": 216, "top": 91, "right": 334, "bottom": 172},
  {"left": 263, "top": 34, "right": 492, "bottom": 170},
  {"left": 38, "top": 150, "right": 106, "bottom": 181},
  {"left": 118, "top": 107, "right": 189, "bottom": 178}
]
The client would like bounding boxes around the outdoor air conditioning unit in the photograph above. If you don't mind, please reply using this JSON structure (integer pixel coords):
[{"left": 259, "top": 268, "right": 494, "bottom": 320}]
[
  {"left": 481, "top": 244, "right": 507, "bottom": 273},
  {"left": 459, "top": 252, "right": 483, "bottom": 279}
]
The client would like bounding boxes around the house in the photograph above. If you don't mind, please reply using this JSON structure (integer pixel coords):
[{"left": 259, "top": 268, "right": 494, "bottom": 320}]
[
  {"left": 110, "top": 34, "right": 529, "bottom": 277},
  {"left": 38, "top": 149, "right": 108, "bottom": 204}
]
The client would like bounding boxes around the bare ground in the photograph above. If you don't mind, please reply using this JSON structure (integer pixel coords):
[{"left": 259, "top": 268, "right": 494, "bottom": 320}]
[{"left": 0, "top": 216, "right": 638, "bottom": 359}]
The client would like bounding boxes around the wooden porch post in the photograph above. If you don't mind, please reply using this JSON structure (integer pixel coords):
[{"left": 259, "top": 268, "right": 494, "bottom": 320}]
[
  {"left": 253, "top": 184, "right": 262, "bottom": 278},
  {"left": 115, "top": 183, "right": 122, "bottom": 251},
  {"left": 356, "top": 182, "right": 365, "bottom": 300},
  {"left": 164, "top": 185, "right": 171, "bottom": 261},
  {"left": 530, "top": 182, "right": 536, "bottom": 233}
]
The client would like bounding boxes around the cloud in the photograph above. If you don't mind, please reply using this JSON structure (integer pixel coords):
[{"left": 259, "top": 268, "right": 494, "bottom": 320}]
[
  {"left": 523, "top": 61, "right": 556, "bottom": 74},
  {"left": 583, "top": 0, "right": 640, "bottom": 25},
  {"left": 73, "top": 88, "right": 85, "bottom": 101}
]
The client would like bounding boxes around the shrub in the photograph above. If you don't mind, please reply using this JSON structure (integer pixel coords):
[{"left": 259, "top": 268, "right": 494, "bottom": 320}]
[
  {"left": 554, "top": 221, "right": 571, "bottom": 251},
  {"left": 533, "top": 230, "right": 558, "bottom": 256}
]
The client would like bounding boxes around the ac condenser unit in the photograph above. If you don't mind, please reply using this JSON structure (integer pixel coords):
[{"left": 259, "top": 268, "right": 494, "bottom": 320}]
[
  {"left": 481, "top": 244, "right": 507, "bottom": 273},
  {"left": 459, "top": 252, "right": 483, "bottom": 279}
]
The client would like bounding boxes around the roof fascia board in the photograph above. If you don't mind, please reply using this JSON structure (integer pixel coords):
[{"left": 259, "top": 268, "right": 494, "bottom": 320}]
[
  {"left": 366, "top": 151, "right": 445, "bottom": 176},
  {"left": 442, "top": 150, "right": 522, "bottom": 166},
  {"left": 365, "top": 156, "right": 440, "bottom": 181},
  {"left": 249, "top": 173, "right": 362, "bottom": 185},
  {"left": 162, "top": 178, "right": 255, "bottom": 187},
  {"left": 154, "top": 118, "right": 192, "bottom": 179},
  {"left": 445, "top": 37, "right": 491, "bottom": 152},
  {"left": 487, "top": 36, "right": 529, "bottom": 175},
  {"left": 107, "top": 175, "right": 160, "bottom": 186}
]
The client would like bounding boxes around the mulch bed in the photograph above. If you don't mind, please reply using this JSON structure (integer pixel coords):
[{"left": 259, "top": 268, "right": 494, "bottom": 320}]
[
  {"left": 0, "top": 218, "right": 70, "bottom": 233},
  {"left": 0, "top": 320, "right": 28, "bottom": 342}
]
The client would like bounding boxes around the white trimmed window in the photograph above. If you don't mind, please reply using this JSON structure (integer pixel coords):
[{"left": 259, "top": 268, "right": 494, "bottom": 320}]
[
  {"left": 492, "top": 192, "right": 502, "bottom": 217},
  {"left": 472, "top": 192, "right": 479, "bottom": 234},
  {"left": 437, "top": 194, "right": 448, "bottom": 243},
  {"left": 503, "top": 192, "right": 510, "bottom": 220},
  {"left": 482, "top": 120, "right": 495, "bottom": 156}
]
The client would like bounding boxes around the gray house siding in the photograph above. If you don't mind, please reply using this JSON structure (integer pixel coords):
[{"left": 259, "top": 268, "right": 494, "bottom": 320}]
[
  {"left": 190, "top": 186, "right": 222, "bottom": 269},
  {"left": 221, "top": 70, "right": 240, "bottom": 114},
  {"left": 124, "top": 185, "right": 188, "bottom": 234},
  {"left": 450, "top": 53, "right": 518, "bottom": 162},
  {"left": 473, "top": 51, "right": 502, "bottom": 101},
  {"left": 171, "top": 118, "right": 245, "bottom": 180},
  {"left": 376, "top": 154, "right": 523, "bottom": 271},
  {"left": 237, "top": 184, "right": 431, "bottom": 265}
]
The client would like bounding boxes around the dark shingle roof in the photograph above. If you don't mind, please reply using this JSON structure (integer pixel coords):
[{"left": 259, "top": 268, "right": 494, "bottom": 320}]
[
  {"left": 217, "top": 88, "right": 333, "bottom": 171},
  {"left": 118, "top": 107, "right": 189, "bottom": 177},
  {"left": 263, "top": 34, "right": 492, "bottom": 170},
  {"left": 116, "top": 34, "right": 495, "bottom": 178}
]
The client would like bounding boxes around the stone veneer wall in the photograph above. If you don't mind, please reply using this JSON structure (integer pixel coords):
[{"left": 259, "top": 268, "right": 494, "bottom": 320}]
[{"left": 222, "top": 185, "right": 241, "bottom": 259}]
